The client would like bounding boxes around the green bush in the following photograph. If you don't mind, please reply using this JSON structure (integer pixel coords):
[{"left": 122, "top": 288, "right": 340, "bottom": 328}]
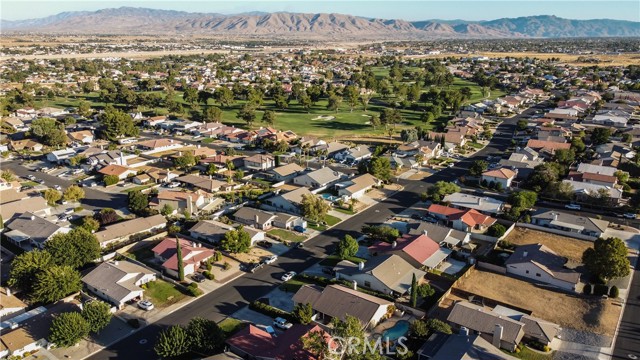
[
  {"left": 249, "top": 300, "right": 293, "bottom": 322},
  {"left": 583, "top": 284, "right": 592, "bottom": 295},
  {"left": 223, "top": 262, "right": 231, "bottom": 271},
  {"left": 593, "top": 284, "right": 609, "bottom": 296},
  {"left": 609, "top": 285, "right": 619, "bottom": 298},
  {"left": 104, "top": 174, "right": 119, "bottom": 186},
  {"left": 186, "top": 282, "right": 203, "bottom": 297},
  {"left": 203, "top": 271, "right": 215, "bottom": 280}
]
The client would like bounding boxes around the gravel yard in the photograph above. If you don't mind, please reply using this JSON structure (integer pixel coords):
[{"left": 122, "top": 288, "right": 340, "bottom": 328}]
[
  {"left": 454, "top": 269, "right": 620, "bottom": 337},
  {"left": 505, "top": 227, "right": 593, "bottom": 263}
]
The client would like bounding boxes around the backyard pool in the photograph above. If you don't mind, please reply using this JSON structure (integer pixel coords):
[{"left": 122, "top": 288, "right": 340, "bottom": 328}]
[
  {"left": 321, "top": 193, "right": 340, "bottom": 202},
  {"left": 380, "top": 320, "right": 410, "bottom": 341}
]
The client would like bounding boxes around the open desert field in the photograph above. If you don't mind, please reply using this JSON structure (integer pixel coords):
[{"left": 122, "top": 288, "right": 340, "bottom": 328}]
[
  {"left": 453, "top": 269, "right": 620, "bottom": 336},
  {"left": 504, "top": 227, "right": 593, "bottom": 263}
]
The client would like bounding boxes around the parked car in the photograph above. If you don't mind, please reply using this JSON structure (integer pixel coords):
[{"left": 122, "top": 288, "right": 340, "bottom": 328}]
[
  {"left": 166, "top": 182, "right": 181, "bottom": 188},
  {"left": 263, "top": 255, "right": 278, "bottom": 265},
  {"left": 565, "top": 203, "right": 581, "bottom": 210},
  {"left": 53, "top": 185, "right": 62, "bottom": 191},
  {"left": 257, "top": 240, "right": 273, "bottom": 249},
  {"left": 623, "top": 213, "right": 637, "bottom": 219},
  {"left": 27, "top": 175, "right": 36, "bottom": 181},
  {"left": 191, "top": 273, "right": 206, "bottom": 283},
  {"left": 250, "top": 262, "right": 264, "bottom": 273},
  {"left": 89, "top": 182, "right": 98, "bottom": 187},
  {"left": 138, "top": 300, "right": 154, "bottom": 311},
  {"left": 273, "top": 317, "right": 293, "bottom": 330},
  {"left": 281, "top": 271, "right": 296, "bottom": 281},
  {"left": 293, "top": 226, "right": 306, "bottom": 233},
  {"left": 36, "top": 179, "right": 45, "bottom": 184}
]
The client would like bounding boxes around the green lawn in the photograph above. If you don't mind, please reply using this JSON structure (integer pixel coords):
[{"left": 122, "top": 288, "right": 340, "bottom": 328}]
[
  {"left": 333, "top": 207, "right": 356, "bottom": 215},
  {"left": 267, "top": 229, "right": 306, "bottom": 242},
  {"left": 324, "top": 214, "right": 341, "bottom": 226},
  {"left": 319, "top": 254, "right": 365, "bottom": 267},
  {"left": 218, "top": 318, "right": 247, "bottom": 335},
  {"left": 20, "top": 181, "right": 38, "bottom": 187},
  {"left": 279, "top": 277, "right": 311, "bottom": 292},
  {"left": 143, "top": 279, "right": 187, "bottom": 308}
]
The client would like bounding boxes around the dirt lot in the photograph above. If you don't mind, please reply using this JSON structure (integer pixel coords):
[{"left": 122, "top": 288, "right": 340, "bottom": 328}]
[
  {"left": 505, "top": 227, "right": 592, "bottom": 263},
  {"left": 452, "top": 269, "right": 620, "bottom": 337}
]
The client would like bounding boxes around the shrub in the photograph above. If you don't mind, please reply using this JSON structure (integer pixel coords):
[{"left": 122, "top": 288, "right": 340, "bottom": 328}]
[
  {"left": 223, "top": 262, "right": 231, "bottom": 270},
  {"left": 609, "top": 285, "right": 619, "bottom": 298},
  {"left": 593, "top": 284, "right": 609, "bottom": 296},
  {"left": 186, "top": 283, "right": 203, "bottom": 297},
  {"left": 583, "top": 284, "right": 592, "bottom": 295},
  {"left": 203, "top": 271, "right": 215, "bottom": 280},
  {"left": 249, "top": 300, "right": 293, "bottom": 322},
  {"left": 104, "top": 174, "right": 119, "bottom": 186}
]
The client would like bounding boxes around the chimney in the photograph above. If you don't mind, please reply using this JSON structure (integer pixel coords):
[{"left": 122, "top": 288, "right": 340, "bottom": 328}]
[
  {"left": 5, "top": 288, "right": 11, "bottom": 297},
  {"left": 113, "top": 261, "right": 119, "bottom": 266},
  {"left": 493, "top": 324, "right": 503, "bottom": 348},
  {"left": 392, "top": 241, "right": 398, "bottom": 249},
  {"left": 30, "top": 215, "right": 35, "bottom": 220},
  {"left": 255, "top": 214, "right": 259, "bottom": 224},
  {"left": 352, "top": 280, "right": 357, "bottom": 290},
  {"left": 422, "top": 230, "right": 428, "bottom": 237},
  {"left": 478, "top": 198, "right": 483, "bottom": 205},
  {"left": 120, "top": 151, "right": 126, "bottom": 166},
  {"left": 197, "top": 144, "right": 201, "bottom": 148},
  {"left": 552, "top": 213, "right": 558, "bottom": 221},
  {"left": 358, "top": 261, "right": 365, "bottom": 271},
  {"left": 192, "top": 241, "right": 197, "bottom": 248},
  {"left": 459, "top": 326, "right": 469, "bottom": 336}
]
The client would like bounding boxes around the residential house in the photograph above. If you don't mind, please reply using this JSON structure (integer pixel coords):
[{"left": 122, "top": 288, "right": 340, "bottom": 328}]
[
  {"left": 447, "top": 302, "right": 524, "bottom": 351},
  {"left": 428, "top": 131, "right": 466, "bottom": 148},
  {"left": 46, "top": 148, "right": 76, "bottom": 163},
  {"left": 417, "top": 333, "right": 518, "bottom": 360},
  {"left": 233, "top": 207, "right": 277, "bottom": 230},
  {"left": 336, "top": 254, "right": 426, "bottom": 296},
  {"left": 225, "top": 323, "right": 331, "bottom": 360},
  {"left": 407, "top": 223, "right": 471, "bottom": 248},
  {"left": 150, "top": 190, "right": 223, "bottom": 215},
  {"left": 481, "top": 168, "right": 517, "bottom": 189},
  {"left": 5, "top": 212, "right": 69, "bottom": 250},
  {"left": 576, "top": 163, "right": 618, "bottom": 177},
  {"left": 505, "top": 244, "right": 581, "bottom": 291},
  {"left": 369, "top": 233, "right": 451, "bottom": 270},
  {"left": 98, "top": 164, "right": 136, "bottom": 180},
  {"left": 137, "top": 139, "right": 182, "bottom": 154},
  {"left": 293, "top": 167, "right": 345, "bottom": 189},
  {"left": 530, "top": 209, "right": 609, "bottom": 238},
  {"left": 68, "top": 130, "right": 94, "bottom": 144},
  {"left": 1, "top": 117, "right": 28, "bottom": 132},
  {"left": 147, "top": 169, "right": 180, "bottom": 184},
  {"left": 336, "top": 146, "right": 372, "bottom": 163},
  {"left": 0, "top": 288, "right": 28, "bottom": 318},
  {"left": 264, "top": 187, "right": 315, "bottom": 215},
  {"left": 272, "top": 212, "right": 307, "bottom": 231},
  {"left": 151, "top": 238, "right": 215, "bottom": 278},
  {"left": 87, "top": 151, "right": 130, "bottom": 167},
  {"left": 0, "top": 191, "right": 49, "bottom": 224},
  {"left": 324, "top": 141, "right": 350, "bottom": 158},
  {"left": 450, "top": 209, "right": 497, "bottom": 233},
  {"left": 335, "top": 173, "right": 381, "bottom": 200},
  {"left": 292, "top": 284, "right": 394, "bottom": 329},
  {"left": 525, "top": 139, "right": 571, "bottom": 156},
  {"left": 189, "top": 220, "right": 235, "bottom": 243},
  {"left": 9, "top": 140, "right": 43, "bottom": 152},
  {"left": 561, "top": 179, "right": 623, "bottom": 206},
  {"left": 175, "top": 174, "right": 226, "bottom": 192},
  {"left": 243, "top": 154, "right": 275, "bottom": 171},
  {"left": 442, "top": 192, "right": 505, "bottom": 215},
  {"left": 567, "top": 171, "right": 617, "bottom": 187},
  {"left": 94, "top": 214, "right": 167, "bottom": 248},
  {"left": 82, "top": 260, "right": 156, "bottom": 309},
  {"left": 267, "top": 163, "right": 304, "bottom": 182},
  {"left": 144, "top": 115, "right": 167, "bottom": 127},
  {"left": 588, "top": 111, "right": 630, "bottom": 128},
  {"left": 499, "top": 147, "right": 544, "bottom": 179}
]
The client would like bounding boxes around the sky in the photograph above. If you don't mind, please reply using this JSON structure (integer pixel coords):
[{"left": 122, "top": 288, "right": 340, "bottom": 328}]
[{"left": 2, "top": 0, "right": 639, "bottom": 22}]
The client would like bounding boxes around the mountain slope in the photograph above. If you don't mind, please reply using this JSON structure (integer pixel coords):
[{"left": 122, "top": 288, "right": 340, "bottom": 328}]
[{"left": 2, "top": 7, "right": 639, "bottom": 38}]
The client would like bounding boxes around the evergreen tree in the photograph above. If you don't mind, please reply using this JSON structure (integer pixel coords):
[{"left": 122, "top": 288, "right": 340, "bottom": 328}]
[
  {"left": 49, "top": 312, "right": 90, "bottom": 348},
  {"left": 176, "top": 238, "right": 185, "bottom": 281},
  {"left": 410, "top": 273, "right": 418, "bottom": 307}
]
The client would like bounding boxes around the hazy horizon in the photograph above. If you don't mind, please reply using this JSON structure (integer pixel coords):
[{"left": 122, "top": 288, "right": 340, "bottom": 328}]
[{"left": 2, "top": 0, "right": 639, "bottom": 22}]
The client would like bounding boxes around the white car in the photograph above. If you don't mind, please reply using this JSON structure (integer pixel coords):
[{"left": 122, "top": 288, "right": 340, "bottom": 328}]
[
  {"left": 264, "top": 255, "right": 278, "bottom": 265},
  {"left": 281, "top": 271, "right": 296, "bottom": 282},
  {"left": 167, "top": 182, "right": 181, "bottom": 188},
  {"left": 623, "top": 213, "right": 636, "bottom": 219},
  {"left": 138, "top": 300, "right": 154, "bottom": 311},
  {"left": 565, "top": 203, "right": 581, "bottom": 210}
]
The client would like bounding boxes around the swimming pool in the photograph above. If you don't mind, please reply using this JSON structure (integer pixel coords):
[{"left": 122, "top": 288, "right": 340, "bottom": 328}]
[
  {"left": 321, "top": 193, "right": 339, "bottom": 202},
  {"left": 381, "top": 320, "right": 410, "bottom": 341}
]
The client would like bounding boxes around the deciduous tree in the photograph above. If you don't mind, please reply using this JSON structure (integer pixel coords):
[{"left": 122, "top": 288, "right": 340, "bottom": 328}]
[
  {"left": 81, "top": 301, "right": 112, "bottom": 334},
  {"left": 49, "top": 312, "right": 90, "bottom": 347},
  {"left": 338, "top": 235, "right": 359, "bottom": 259},
  {"left": 32, "top": 265, "right": 81, "bottom": 303},
  {"left": 582, "top": 237, "right": 631, "bottom": 280}
]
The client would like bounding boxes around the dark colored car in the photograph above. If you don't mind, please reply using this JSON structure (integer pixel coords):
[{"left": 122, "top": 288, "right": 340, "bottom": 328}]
[
  {"left": 191, "top": 273, "right": 205, "bottom": 283},
  {"left": 257, "top": 240, "right": 273, "bottom": 249}
]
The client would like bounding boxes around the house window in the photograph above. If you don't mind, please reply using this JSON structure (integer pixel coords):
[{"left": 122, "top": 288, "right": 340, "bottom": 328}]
[
  {"left": 536, "top": 273, "right": 541, "bottom": 277},
  {"left": 364, "top": 281, "right": 371, "bottom": 287}
]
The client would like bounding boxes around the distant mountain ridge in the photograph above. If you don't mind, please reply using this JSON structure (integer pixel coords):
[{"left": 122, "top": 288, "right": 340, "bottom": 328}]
[{"left": 2, "top": 7, "right": 639, "bottom": 38}]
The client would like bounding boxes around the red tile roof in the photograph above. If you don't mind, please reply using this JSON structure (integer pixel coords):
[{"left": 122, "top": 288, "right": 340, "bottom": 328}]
[
  {"left": 151, "top": 237, "right": 214, "bottom": 271},
  {"left": 450, "top": 209, "right": 496, "bottom": 228},
  {"left": 482, "top": 168, "right": 517, "bottom": 179},
  {"left": 526, "top": 139, "right": 571, "bottom": 152},
  {"left": 369, "top": 234, "right": 440, "bottom": 265},
  {"left": 427, "top": 204, "right": 464, "bottom": 217}
]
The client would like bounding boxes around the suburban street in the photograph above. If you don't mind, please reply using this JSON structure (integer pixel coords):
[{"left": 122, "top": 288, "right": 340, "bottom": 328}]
[
  {"left": 612, "top": 255, "right": 640, "bottom": 360},
  {"left": 86, "top": 111, "right": 523, "bottom": 360}
]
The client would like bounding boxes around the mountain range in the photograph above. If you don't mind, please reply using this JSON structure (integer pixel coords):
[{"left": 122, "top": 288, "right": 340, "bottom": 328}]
[{"left": 2, "top": 7, "right": 640, "bottom": 38}]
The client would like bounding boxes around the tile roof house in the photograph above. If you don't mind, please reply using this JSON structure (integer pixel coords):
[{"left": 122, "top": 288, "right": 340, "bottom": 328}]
[
  {"left": 82, "top": 260, "right": 156, "bottom": 308},
  {"left": 98, "top": 164, "right": 136, "bottom": 180},
  {"left": 68, "top": 130, "right": 94, "bottom": 144},
  {"left": 268, "top": 163, "right": 305, "bottom": 182},
  {"left": 0, "top": 192, "right": 49, "bottom": 225},
  {"left": 335, "top": 173, "right": 381, "bottom": 200},
  {"left": 292, "top": 284, "right": 393, "bottom": 329},
  {"left": 567, "top": 171, "right": 618, "bottom": 187},
  {"left": 137, "top": 139, "right": 182, "bottom": 154},
  {"left": 561, "top": 179, "right": 623, "bottom": 205},
  {"left": 264, "top": 187, "right": 315, "bottom": 215},
  {"left": 418, "top": 333, "right": 518, "bottom": 360},
  {"left": 225, "top": 323, "right": 331, "bottom": 360},
  {"left": 5, "top": 212, "right": 70, "bottom": 250},
  {"left": 150, "top": 190, "right": 223, "bottom": 215},
  {"left": 450, "top": 209, "right": 497, "bottom": 233},
  {"left": 368, "top": 233, "right": 451, "bottom": 270},
  {"left": 175, "top": 174, "right": 226, "bottom": 192},
  {"left": 293, "top": 167, "right": 345, "bottom": 189},
  {"left": 94, "top": 214, "right": 166, "bottom": 248},
  {"left": 525, "top": 139, "right": 571, "bottom": 156},
  {"left": 407, "top": 222, "right": 471, "bottom": 248},
  {"left": 530, "top": 209, "right": 609, "bottom": 238},
  {"left": 152, "top": 237, "right": 215, "bottom": 278},
  {"left": 336, "top": 254, "right": 426, "bottom": 296},
  {"left": 481, "top": 168, "right": 517, "bottom": 189},
  {"left": 505, "top": 244, "right": 581, "bottom": 291},
  {"left": 243, "top": 154, "right": 276, "bottom": 171},
  {"left": 9, "top": 139, "right": 44, "bottom": 152},
  {"left": 189, "top": 220, "right": 235, "bottom": 243},
  {"left": 233, "top": 207, "right": 277, "bottom": 230}
]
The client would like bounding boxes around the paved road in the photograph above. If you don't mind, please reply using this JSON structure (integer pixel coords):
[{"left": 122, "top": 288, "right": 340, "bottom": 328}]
[
  {"left": 2, "top": 161, "right": 128, "bottom": 211},
  {"left": 87, "top": 112, "right": 524, "bottom": 360},
  {"left": 612, "top": 257, "right": 640, "bottom": 360}
]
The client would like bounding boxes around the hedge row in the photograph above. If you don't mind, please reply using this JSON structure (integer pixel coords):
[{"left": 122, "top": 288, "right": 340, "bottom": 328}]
[{"left": 249, "top": 301, "right": 294, "bottom": 322}]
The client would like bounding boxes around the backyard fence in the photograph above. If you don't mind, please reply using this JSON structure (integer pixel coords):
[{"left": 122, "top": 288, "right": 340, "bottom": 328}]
[{"left": 516, "top": 223, "right": 597, "bottom": 241}]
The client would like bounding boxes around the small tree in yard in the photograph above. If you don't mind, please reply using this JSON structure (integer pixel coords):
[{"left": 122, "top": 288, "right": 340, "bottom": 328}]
[
  {"left": 128, "top": 190, "right": 149, "bottom": 214},
  {"left": 44, "top": 188, "right": 62, "bottom": 205},
  {"left": 425, "top": 318, "right": 452, "bottom": 334},
  {"left": 81, "top": 216, "right": 100, "bottom": 232},
  {"left": 300, "top": 194, "right": 330, "bottom": 223},
  {"left": 293, "top": 302, "right": 313, "bottom": 325},
  {"left": 103, "top": 174, "right": 119, "bottom": 186},
  {"left": 176, "top": 238, "right": 185, "bottom": 281},
  {"left": 337, "top": 235, "right": 359, "bottom": 259},
  {"left": 63, "top": 185, "right": 85, "bottom": 202},
  {"left": 582, "top": 237, "right": 630, "bottom": 281},
  {"left": 82, "top": 301, "right": 112, "bottom": 334},
  {"left": 154, "top": 325, "right": 191, "bottom": 359},
  {"left": 221, "top": 227, "right": 251, "bottom": 253},
  {"left": 161, "top": 203, "right": 174, "bottom": 216},
  {"left": 49, "top": 312, "right": 90, "bottom": 347},
  {"left": 487, "top": 224, "right": 506, "bottom": 238},
  {"left": 186, "top": 317, "right": 225, "bottom": 354},
  {"left": 95, "top": 208, "right": 118, "bottom": 225},
  {"left": 417, "top": 283, "right": 435, "bottom": 298},
  {"left": 32, "top": 265, "right": 82, "bottom": 303},
  {"left": 410, "top": 273, "right": 418, "bottom": 307},
  {"left": 410, "top": 320, "right": 429, "bottom": 339},
  {"left": 469, "top": 160, "right": 488, "bottom": 176}
]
